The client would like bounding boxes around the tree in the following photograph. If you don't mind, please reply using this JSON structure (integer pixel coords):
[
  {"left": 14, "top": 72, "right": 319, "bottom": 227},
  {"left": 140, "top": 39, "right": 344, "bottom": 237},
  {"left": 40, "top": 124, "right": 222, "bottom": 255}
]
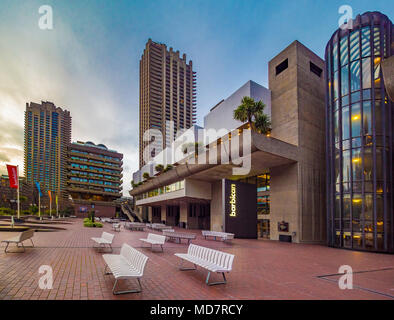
[
  {"left": 233, "top": 96, "right": 271, "bottom": 133},
  {"left": 254, "top": 112, "right": 272, "bottom": 135}
]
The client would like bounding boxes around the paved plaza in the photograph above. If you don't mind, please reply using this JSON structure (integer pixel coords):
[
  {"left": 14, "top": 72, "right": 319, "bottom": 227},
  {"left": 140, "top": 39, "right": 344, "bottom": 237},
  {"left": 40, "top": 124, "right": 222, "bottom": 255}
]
[{"left": 0, "top": 219, "right": 393, "bottom": 300}]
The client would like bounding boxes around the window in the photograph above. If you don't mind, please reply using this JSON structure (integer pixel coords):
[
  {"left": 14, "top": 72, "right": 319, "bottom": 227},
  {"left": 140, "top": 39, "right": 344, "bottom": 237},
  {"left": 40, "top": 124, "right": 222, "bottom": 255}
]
[
  {"left": 310, "top": 61, "right": 323, "bottom": 77},
  {"left": 275, "top": 59, "right": 288, "bottom": 75}
]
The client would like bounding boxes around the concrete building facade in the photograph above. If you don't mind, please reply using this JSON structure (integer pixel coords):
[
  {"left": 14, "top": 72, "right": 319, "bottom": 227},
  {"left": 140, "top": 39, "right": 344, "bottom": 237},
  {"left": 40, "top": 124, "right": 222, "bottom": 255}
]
[
  {"left": 131, "top": 41, "right": 327, "bottom": 244},
  {"left": 139, "top": 39, "right": 197, "bottom": 168},
  {"left": 24, "top": 101, "right": 71, "bottom": 208},
  {"left": 67, "top": 141, "right": 123, "bottom": 217}
]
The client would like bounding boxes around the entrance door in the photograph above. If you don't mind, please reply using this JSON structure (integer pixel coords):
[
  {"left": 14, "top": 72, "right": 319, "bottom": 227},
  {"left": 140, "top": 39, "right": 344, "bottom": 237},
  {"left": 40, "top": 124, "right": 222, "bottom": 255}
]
[
  {"left": 257, "top": 219, "right": 270, "bottom": 239},
  {"left": 166, "top": 205, "right": 180, "bottom": 226},
  {"left": 188, "top": 203, "right": 210, "bottom": 230},
  {"left": 152, "top": 206, "right": 161, "bottom": 223}
]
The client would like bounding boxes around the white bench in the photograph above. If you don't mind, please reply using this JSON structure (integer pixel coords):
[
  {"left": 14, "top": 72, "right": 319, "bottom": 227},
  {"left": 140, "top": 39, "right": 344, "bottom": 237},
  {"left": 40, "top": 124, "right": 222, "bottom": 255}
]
[
  {"left": 1, "top": 229, "right": 35, "bottom": 253},
  {"left": 139, "top": 233, "right": 166, "bottom": 252},
  {"left": 125, "top": 222, "right": 145, "bottom": 231},
  {"left": 202, "top": 230, "right": 235, "bottom": 241},
  {"left": 112, "top": 223, "right": 121, "bottom": 232},
  {"left": 175, "top": 244, "right": 235, "bottom": 285},
  {"left": 91, "top": 232, "right": 115, "bottom": 252},
  {"left": 103, "top": 243, "right": 148, "bottom": 295}
]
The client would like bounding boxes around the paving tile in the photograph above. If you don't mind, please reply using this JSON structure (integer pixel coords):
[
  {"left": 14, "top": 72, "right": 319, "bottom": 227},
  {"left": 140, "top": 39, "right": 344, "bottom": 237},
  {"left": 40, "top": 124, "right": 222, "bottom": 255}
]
[{"left": 0, "top": 218, "right": 393, "bottom": 300}]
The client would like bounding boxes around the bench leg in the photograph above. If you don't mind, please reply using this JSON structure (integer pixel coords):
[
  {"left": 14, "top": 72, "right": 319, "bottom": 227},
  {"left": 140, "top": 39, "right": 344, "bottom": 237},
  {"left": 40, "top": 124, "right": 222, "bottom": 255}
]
[
  {"left": 4, "top": 242, "right": 9, "bottom": 253},
  {"left": 179, "top": 259, "right": 197, "bottom": 271},
  {"left": 30, "top": 239, "right": 34, "bottom": 247},
  {"left": 104, "top": 264, "right": 112, "bottom": 275},
  {"left": 206, "top": 272, "right": 227, "bottom": 286},
  {"left": 112, "top": 278, "right": 142, "bottom": 295}
]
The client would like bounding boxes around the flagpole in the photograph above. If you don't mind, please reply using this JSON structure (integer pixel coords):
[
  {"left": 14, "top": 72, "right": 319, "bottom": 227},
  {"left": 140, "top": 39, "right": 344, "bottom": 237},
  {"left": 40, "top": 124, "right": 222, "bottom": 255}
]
[
  {"left": 39, "top": 192, "right": 41, "bottom": 219},
  {"left": 17, "top": 165, "right": 20, "bottom": 220},
  {"left": 49, "top": 192, "right": 52, "bottom": 218},
  {"left": 56, "top": 195, "right": 59, "bottom": 218}
]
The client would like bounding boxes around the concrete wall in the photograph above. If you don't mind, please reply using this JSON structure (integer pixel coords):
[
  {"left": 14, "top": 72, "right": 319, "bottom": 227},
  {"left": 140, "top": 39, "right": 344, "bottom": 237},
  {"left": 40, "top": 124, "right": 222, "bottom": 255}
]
[
  {"left": 270, "top": 164, "right": 299, "bottom": 241},
  {"left": 269, "top": 41, "right": 326, "bottom": 244},
  {"left": 210, "top": 180, "right": 224, "bottom": 231},
  {"left": 74, "top": 203, "right": 116, "bottom": 218},
  {"left": 204, "top": 80, "right": 271, "bottom": 133},
  {"left": 185, "top": 179, "right": 212, "bottom": 199}
]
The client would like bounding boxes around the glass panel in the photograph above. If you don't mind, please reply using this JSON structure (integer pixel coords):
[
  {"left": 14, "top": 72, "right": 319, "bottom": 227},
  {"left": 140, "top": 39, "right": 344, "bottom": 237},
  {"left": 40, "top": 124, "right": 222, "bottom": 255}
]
[
  {"left": 373, "top": 27, "right": 380, "bottom": 56},
  {"left": 350, "top": 60, "right": 361, "bottom": 92},
  {"left": 375, "top": 100, "right": 382, "bottom": 134},
  {"left": 342, "top": 95, "right": 349, "bottom": 106},
  {"left": 352, "top": 195, "right": 362, "bottom": 219},
  {"left": 334, "top": 111, "right": 339, "bottom": 142},
  {"left": 376, "top": 148, "right": 384, "bottom": 180},
  {"left": 351, "top": 91, "right": 360, "bottom": 103},
  {"left": 349, "top": 30, "right": 360, "bottom": 61},
  {"left": 351, "top": 103, "right": 361, "bottom": 137},
  {"left": 343, "top": 194, "right": 351, "bottom": 219},
  {"left": 335, "top": 195, "right": 341, "bottom": 218},
  {"left": 374, "top": 57, "right": 381, "bottom": 88},
  {"left": 342, "top": 106, "right": 350, "bottom": 140},
  {"left": 363, "top": 88, "right": 371, "bottom": 99},
  {"left": 376, "top": 194, "right": 384, "bottom": 222},
  {"left": 333, "top": 43, "right": 338, "bottom": 72},
  {"left": 363, "top": 101, "right": 372, "bottom": 136},
  {"left": 341, "top": 65, "right": 349, "bottom": 96},
  {"left": 335, "top": 152, "right": 340, "bottom": 184},
  {"left": 334, "top": 71, "right": 339, "bottom": 100},
  {"left": 352, "top": 148, "right": 362, "bottom": 181},
  {"left": 364, "top": 195, "right": 373, "bottom": 220},
  {"left": 361, "top": 27, "right": 371, "bottom": 57},
  {"left": 343, "top": 150, "right": 351, "bottom": 182},
  {"left": 340, "top": 36, "right": 349, "bottom": 66},
  {"left": 362, "top": 58, "right": 371, "bottom": 89},
  {"left": 365, "top": 232, "right": 374, "bottom": 249},
  {"left": 363, "top": 148, "right": 373, "bottom": 181}
]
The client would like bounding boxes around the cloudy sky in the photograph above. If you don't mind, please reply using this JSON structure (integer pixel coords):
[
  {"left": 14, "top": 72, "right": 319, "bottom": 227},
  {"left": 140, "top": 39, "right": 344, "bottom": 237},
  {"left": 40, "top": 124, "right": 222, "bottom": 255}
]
[{"left": 0, "top": 0, "right": 392, "bottom": 195}]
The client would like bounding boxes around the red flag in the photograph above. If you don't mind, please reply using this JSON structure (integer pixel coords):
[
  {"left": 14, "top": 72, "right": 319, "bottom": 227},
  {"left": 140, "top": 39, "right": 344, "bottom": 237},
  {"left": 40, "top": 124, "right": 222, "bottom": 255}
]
[
  {"left": 48, "top": 190, "right": 52, "bottom": 202},
  {"left": 6, "top": 165, "right": 18, "bottom": 189}
]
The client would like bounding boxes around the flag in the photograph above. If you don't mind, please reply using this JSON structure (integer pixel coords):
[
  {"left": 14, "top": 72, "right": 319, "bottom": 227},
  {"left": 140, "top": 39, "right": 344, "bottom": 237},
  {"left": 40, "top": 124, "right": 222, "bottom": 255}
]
[
  {"left": 35, "top": 182, "right": 42, "bottom": 197},
  {"left": 48, "top": 190, "right": 52, "bottom": 202},
  {"left": 6, "top": 165, "right": 18, "bottom": 189},
  {"left": 55, "top": 195, "right": 58, "bottom": 206}
]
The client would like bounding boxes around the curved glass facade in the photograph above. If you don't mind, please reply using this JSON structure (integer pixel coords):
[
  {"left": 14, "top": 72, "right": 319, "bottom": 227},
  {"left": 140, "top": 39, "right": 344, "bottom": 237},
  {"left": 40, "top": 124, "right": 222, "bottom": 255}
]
[{"left": 326, "top": 12, "right": 393, "bottom": 252}]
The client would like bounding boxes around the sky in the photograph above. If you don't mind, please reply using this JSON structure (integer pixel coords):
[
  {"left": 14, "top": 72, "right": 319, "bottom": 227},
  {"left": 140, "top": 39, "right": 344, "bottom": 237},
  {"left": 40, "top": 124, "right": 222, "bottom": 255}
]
[{"left": 0, "top": 0, "right": 392, "bottom": 196}]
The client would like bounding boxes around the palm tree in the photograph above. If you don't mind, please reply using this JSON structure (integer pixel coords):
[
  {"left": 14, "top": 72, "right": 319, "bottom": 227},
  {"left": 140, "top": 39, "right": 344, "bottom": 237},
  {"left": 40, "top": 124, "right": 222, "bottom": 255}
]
[
  {"left": 233, "top": 96, "right": 266, "bottom": 131},
  {"left": 255, "top": 112, "right": 272, "bottom": 135}
]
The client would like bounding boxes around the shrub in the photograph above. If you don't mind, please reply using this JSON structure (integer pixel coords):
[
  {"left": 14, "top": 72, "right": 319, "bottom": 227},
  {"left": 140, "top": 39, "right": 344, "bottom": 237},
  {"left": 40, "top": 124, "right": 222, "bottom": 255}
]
[
  {"left": 143, "top": 172, "right": 150, "bottom": 180},
  {"left": 83, "top": 221, "right": 103, "bottom": 228},
  {"left": 155, "top": 164, "right": 164, "bottom": 173},
  {"left": 163, "top": 164, "right": 174, "bottom": 172}
]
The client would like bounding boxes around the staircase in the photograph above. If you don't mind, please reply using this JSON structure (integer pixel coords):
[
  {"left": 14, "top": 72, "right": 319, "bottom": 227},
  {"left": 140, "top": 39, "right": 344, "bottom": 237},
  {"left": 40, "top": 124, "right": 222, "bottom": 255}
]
[{"left": 121, "top": 203, "right": 142, "bottom": 222}]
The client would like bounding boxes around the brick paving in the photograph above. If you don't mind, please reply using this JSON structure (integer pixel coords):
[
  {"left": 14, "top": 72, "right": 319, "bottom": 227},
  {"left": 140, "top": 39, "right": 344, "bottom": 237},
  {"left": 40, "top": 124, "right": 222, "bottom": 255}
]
[{"left": 0, "top": 218, "right": 393, "bottom": 300}]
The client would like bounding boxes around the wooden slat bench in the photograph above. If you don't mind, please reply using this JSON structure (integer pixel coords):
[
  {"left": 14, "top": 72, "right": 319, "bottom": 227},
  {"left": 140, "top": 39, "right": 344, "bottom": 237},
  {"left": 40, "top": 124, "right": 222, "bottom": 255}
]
[
  {"left": 175, "top": 244, "right": 235, "bottom": 285},
  {"left": 1, "top": 229, "right": 35, "bottom": 253},
  {"left": 103, "top": 243, "right": 148, "bottom": 294}
]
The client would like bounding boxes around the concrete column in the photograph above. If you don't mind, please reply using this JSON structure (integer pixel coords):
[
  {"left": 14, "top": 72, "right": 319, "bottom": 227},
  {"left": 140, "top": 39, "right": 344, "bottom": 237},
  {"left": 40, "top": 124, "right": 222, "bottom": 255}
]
[
  {"left": 180, "top": 202, "right": 187, "bottom": 228},
  {"left": 210, "top": 180, "right": 224, "bottom": 231},
  {"left": 148, "top": 207, "right": 152, "bottom": 223},
  {"left": 161, "top": 205, "right": 166, "bottom": 223},
  {"left": 270, "top": 163, "right": 299, "bottom": 242}
]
